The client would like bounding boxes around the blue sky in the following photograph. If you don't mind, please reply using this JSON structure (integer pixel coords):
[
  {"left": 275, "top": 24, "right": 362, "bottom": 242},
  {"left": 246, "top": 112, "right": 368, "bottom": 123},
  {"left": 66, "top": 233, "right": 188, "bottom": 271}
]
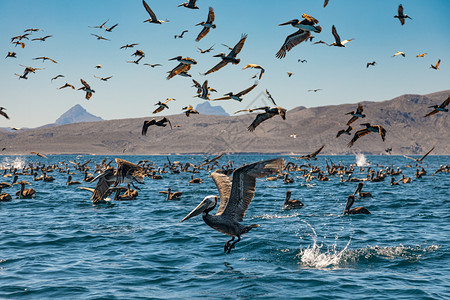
[{"left": 1, "top": 0, "right": 449, "bottom": 128}]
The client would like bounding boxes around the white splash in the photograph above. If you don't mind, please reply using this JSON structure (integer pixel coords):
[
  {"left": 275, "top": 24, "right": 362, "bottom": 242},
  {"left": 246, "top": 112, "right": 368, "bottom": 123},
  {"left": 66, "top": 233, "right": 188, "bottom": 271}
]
[
  {"left": 0, "top": 157, "right": 27, "bottom": 169},
  {"left": 355, "top": 153, "right": 370, "bottom": 167}
]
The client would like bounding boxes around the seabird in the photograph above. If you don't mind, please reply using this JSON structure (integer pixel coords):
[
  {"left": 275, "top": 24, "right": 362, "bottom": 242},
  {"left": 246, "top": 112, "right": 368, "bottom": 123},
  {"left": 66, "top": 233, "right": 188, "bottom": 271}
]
[
  {"left": 242, "top": 64, "right": 265, "bottom": 79},
  {"left": 182, "top": 105, "right": 199, "bottom": 117},
  {"left": 5, "top": 52, "right": 16, "bottom": 59},
  {"left": 202, "top": 34, "right": 247, "bottom": 75},
  {"left": 94, "top": 75, "right": 113, "bottom": 81},
  {"left": 195, "top": 7, "right": 215, "bottom": 42},
  {"left": 282, "top": 190, "right": 304, "bottom": 210},
  {"left": 159, "top": 187, "right": 182, "bottom": 200},
  {"left": 392, "top": 51, "right": 405, "bottom": 57},
  {"left": 394, "top": 4, "right": 412, "bottom": 26},
  {"left": 298, "top": 145, "right": 325, "bottom": 160},
  {"left": 31, "top": 35, "right": 52, "bottom": 42},
  {"left": 59, "top": 83, "right": 75, "bottom": 89},
  {"left": 142, "top": 0, "right": 168, "bottom": 24},
  {"left": 77, "top": 79, "right": 95, "bottom": 100},
  {"left": 366, "top": 61, "right": 376, "bottom": 68},
  {"left": 336, "top": 126, "right": 352, "bottom": 138},
  {"left": 0, "top": 107, "right": 10, "bottom": 120},
  {"left": 424, "top": 96, "right": 449, "bottom": 117},
  {"left": 197, "top": 45, "right": 214, "bottom": 54},
  {"left": 15, "top": 180, "right": 36, "bottom": 199},
  {"left": 142, "top": 117, "right": 172, "bottom": 135},
  {"left": 153, "top": 98, "right": 175, "bottom": 114},
  {"left": 403, "top": 146, "right": 435, "bottom": 163},
  {"left": 51, "top": 75, "right": 64, "bottom": 81},
  {"left": 347, "top": 123, "right": 387, "bottom": 147},
  {"left": 211, "top": 83, "right": 258, "bottom": 102},
  {"left": 174, "top": 30, "right": 188, "bottom": 39},
  {"left": 329, "top": 25, "right": 353, "bottom": 47},
  {"left": 167, "top": 56, "right": 197, "bottom": 80},
  {"left": 178, "top": 0, "right": 199, "bottom": 9},
  {"left": 91, "top": 34, "right": 110, "bottom": 41},
  {"left": 346, "top": 104, "right": 366, "bottom": 125},
  {"left": 120, "top": 43, "right": 139, "bottom": 49},
  {"left": 343, "top": 184, "right": 370, "bottom": 215},
  {"left": 430, "top": 59, "right": 441, "bottom": 70}
]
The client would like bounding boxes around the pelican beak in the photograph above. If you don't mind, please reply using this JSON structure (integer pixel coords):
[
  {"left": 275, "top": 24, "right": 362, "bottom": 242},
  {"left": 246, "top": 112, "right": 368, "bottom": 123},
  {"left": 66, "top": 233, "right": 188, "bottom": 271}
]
[
  {"left": 194, "top": 22, "right": 202, "bottom": 26},
  {"left": 278, "top": 20, "right": 295, "bottom": 26},
  {"left": 213, "top": 53, "right": 223, "bottom": 57},
  {"left": 354, "top": 183, "right": 363, "bottom": 195},
  {"left": 168, "top": 57, "right": 179, "bottom": 61},
  {"left": 180, "top": 198, "right": 211, "bottom": 222},
  {"left": 313, "top": 25, "right": 322, "bottom": 33}
]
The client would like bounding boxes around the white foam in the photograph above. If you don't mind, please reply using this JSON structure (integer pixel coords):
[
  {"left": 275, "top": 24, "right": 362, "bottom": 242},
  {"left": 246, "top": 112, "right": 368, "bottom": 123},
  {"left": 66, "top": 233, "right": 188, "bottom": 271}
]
[
  {"left": 355, "top": 153, "right": 370, "bottom": 167},
  {"left": 0, "top": 157, "right": 27, "bottom": 169}
]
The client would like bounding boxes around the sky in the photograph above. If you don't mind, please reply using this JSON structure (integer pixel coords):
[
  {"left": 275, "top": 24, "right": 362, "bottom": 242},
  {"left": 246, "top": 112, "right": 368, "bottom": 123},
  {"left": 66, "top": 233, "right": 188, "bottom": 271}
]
[{"left": 1, "top": 0, "right": 449, "bottom": 128}]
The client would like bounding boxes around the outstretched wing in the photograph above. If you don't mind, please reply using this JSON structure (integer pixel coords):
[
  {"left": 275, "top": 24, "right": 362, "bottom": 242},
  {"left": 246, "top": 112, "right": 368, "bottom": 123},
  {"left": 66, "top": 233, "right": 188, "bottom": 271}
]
[
  {"left": 80, "top": 78, "right": 90, "bottom": 89},
  {"left": 276, "top": 30, "right": 310, "bottom": 59},
  {"left": 347, "top": 128, "right": 370, "bottom": 147},
  {"left": 143, "top": 0, "right": 157, "bottom": 20},
  {"left": 196, "top": 27, "right": 211, "bottom": 42},
  {"left": 346, "top": 115, "right": 358, "bottom": 125},
  {"left": 90, "top": 168, "right": 114, "bottom": 203},
  {"left": 219, "top": 158, "right": 284, "bottom": 222},
  {"left": 248, "top": 112, "right": 274, "bottom": 132},
  {"left": 311, "top": 144, "right": 325, "bottom": 157},
  {"left": 142, "top": 119, "right": 156, "bottom": 136},
  {"left": 228, "top": 34, "right": 247, "bottom": 57},
  {"left": 203, "top": 60, "right": 228, "bottom": 75},
  {"left": 424, "top": 109, "right": 438, "bottom": 118},
  {"left": 331, "top": 25, "right": 341, "bottom": 45},
  {"left": 211, "top": 170, "right": 233, "bottom": 215},
  {"left": 167, "top": 63, "right": 190, "bottom": 79},
  {"left": 440, "top": 96, "right": 450, "bottom": 108},
  {"left": 236, "top": 83, "right": 258, "bottom": 97},
  {"left": 419, "top": 146, "right": 435, "bottom": 161},
  {"left": 265, "top": 89, "right": 277, "bottom": 106}
]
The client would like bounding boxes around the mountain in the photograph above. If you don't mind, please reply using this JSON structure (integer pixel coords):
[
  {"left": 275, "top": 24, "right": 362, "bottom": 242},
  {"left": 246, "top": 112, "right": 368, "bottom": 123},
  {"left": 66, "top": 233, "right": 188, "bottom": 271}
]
[
  {"left": 54, "top": 104, "right": 103, "bottom": 125},
  {"left": 195, "top": 102, "right": 229, "bottom": 116},
  {"left": 1, "top": 90, "right": 448, "bottom": 155}
]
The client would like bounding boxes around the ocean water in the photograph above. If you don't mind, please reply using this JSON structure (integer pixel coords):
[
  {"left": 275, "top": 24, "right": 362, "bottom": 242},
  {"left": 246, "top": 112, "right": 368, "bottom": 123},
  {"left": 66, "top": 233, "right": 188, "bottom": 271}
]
[{"left": 0, "top": 154, "right": 449, "bottom": 299}]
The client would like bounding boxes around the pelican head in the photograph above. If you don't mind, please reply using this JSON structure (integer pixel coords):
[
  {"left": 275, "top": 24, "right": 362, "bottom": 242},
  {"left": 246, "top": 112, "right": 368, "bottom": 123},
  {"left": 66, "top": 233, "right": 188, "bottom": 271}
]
[
  {"left": 169, "top": 56, "right": 182, "bottom": 61},
  {"left": 354, "top": 182, "right": 364, "bottom": 195},
  {"left": 278, "top": 19, "right": 299, "bottom": 26},
  {"left": 181, "top": 195, "right": 218, "bottom": 222},
  {"left": 343, "top": 195, "right": 355, "bottom": 215}
]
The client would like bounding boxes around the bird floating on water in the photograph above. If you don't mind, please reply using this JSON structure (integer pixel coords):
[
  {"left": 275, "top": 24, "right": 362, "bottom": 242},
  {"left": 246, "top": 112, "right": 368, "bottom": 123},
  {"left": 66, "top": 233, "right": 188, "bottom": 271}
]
[
  {"left": 343, "top": 184, "right": 370, "bottom": 215},
  {"left": 282, "top": 190, "right": 304, "bottom": 210}
]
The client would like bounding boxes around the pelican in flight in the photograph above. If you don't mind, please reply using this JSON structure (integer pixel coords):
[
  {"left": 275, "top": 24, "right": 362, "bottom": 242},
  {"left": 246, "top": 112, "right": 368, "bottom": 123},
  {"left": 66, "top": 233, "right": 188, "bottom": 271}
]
[
  {"left": 89, "top": 19, "right": 109, "bottom": 29},
  {"left": 0, "top": 107, "right": 9, "bottom": 120},
  {"left": 127, "top": 56, "right": 144, "bottom": 64},
  {"left": 195, "top": 7, "right": 215, "bottom": 42},
  {"left": 298, "top": 145, "right": 325, "bottom": 160},
  {"left": 30, "top": 151, "right": 48, "bottom": 158},
  {"left": 90, "top": 159, "right": 145, "bottom": 204},
  {"left": 394, "top": 4, "right": 412, "bottom": 26},
  {"left": 392, "top": 51, "right": 405, "bottom": 57},
  {"left": 430, "top": 59, "right": 440, "bottom": 70},
  {"left": 142, "top": 0, "right": 168, "bottom": 24},
  {"left": 403, "top": 146, "right": 435, "bottom": 164},
  {"left": 178, "top": 0, "right": 198, "bottom": 9},
  {"left": 91, "top": 34, "right": 110, "bottom": 41},
  {"left": 194, "top": 80, "right": 212, "bottom": 100},
  {"left": 142, "top": 117, "right": 172, "bottom": 136},
  {"left": 336, "top": 126, "right": 352, "bottom": 138},
  {"left": 202, "top": 34, "right": 247, "bottom": 75},
  {"left": 343, "top": 184, "right": 370, "bottom": 215},
  {"left": 242, "top": 64, "right": 265, "bottom": 80},
  {"left": 182, "top": 105, "right": 199, "bottom": 117},
  {"left": 329, "top": 25, "right": 353, "bottom": 47},
  {"left": 59, "top": 83, "right": 75, "bottom": 89},
  {"left": 51, "top": 75, "right": 64, "bottom": 81},
  {"left": 94, "top": 75, "right": 113, "bottom": 81},
  {"left": 308, "top": 89, "right": 321, "bottom": 92},
  {"left": 211, "top": 83, "right": 258, "bottom": 102},
  {"left": 276, "top": 14, "right": 321, "bottom": 59},
  {"left": 416, "top": 53, "right": 427, "bottom": 58},
  {"left": 181, "top": 158, "right": 284, "bottom": 253},
  {"left": 348, "top": 123, "right": 386, "bottom": 147},
  {"left": 346, "top": 103, "right": 366, "bottom": 125},
  {"left": 5, "top": 52, "right": 17, "bottom": 58},
  {"left": 174, "top": 30, "right": 188, "bottom": 39},
  {"left": 105, "top": 23, "right": 118, "bottom": 32},
  {"left": 120, "top": 43, "right": 138, "bottom": 49},
  {"left": 324, "top": 0, "right": 330, "bottom": 7},
  {"left": 78, "top": 79, "right": 95, "bottom": 100},
  {"left": 167, "top": 56, "right": 197, "bottom": 80},
  {"left": 197, "top": 45, "right": 214, "bottom": 54},
  {"left": 424, "top": 96, "right": 449, "bottom": 117},
  {"left": 153, "top": 98, "right": 175, "bottom": 114},
  {"left": 366, "top": 61, "right": 376, "bottom": 68}
]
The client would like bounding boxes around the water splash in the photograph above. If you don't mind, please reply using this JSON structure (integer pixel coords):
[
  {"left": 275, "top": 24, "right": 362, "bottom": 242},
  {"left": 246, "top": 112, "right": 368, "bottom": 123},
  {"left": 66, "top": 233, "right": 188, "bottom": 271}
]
[
  {"left": 0, "top": 156, "right": 27, "bottom": 169},
  {"left": 355, "top": 153, "right": 370, "bottom": 167}
]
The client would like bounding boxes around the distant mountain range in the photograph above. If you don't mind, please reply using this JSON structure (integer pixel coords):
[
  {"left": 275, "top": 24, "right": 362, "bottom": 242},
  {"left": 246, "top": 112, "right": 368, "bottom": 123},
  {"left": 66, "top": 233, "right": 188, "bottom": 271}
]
[
  {"left": 0, "top": 90, "right": 448, "bottom": 155},
  {"left": 195, "top": 102, "right": 229, "bottom": 116},
  {"left": 37, "top": 104, "right": 103, "bottom": 128}
]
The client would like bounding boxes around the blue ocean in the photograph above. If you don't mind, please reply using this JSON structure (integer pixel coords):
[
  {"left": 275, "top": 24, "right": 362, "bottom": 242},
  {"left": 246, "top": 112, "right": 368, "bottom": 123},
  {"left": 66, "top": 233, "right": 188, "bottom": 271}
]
[{"left": 0, "top": 154, "right": 449, "bottom": 299}]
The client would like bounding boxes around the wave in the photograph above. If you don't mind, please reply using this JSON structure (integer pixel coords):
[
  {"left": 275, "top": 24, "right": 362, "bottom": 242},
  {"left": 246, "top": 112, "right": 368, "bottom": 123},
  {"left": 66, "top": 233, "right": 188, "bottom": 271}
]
[{"left": 0, "top": 156, "right": 27, "bottom": 169}]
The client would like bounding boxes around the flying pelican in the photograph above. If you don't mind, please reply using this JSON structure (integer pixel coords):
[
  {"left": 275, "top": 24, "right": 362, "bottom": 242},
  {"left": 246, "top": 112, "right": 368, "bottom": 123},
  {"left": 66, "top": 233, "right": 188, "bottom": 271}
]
[
  {"left": 0, "top": 107, "right": 10, "bottom": 120},
  {"left": 178, "top": 0, "right": 198, "bottom": 9},
  {"left": 211, "top": 83, "right": 258, "bottom": 102},
  {"left": 31, "top": 35, "right": 52, "bottom": 42},
  {"left": 237, "top": 106, "right": 287, "bottom": 132},
  {"left": 24, "top": 28, "right": 41, "bottom": 33},
  {"left": 394, "top": 4, "right": 412, "bottom": 26},
  {"left": 242, "top": 64, "right": 265, "bottom": 79},
  {"left": 181, "top": 158, "right": 284, "bottom": 253},
  {"left": 89, "top": 19, "right": 109, "bottom": 29},
  {"left": 30, "top": 151, "right": 48, "bottom": 158},
  {"left": 392, "top": 51, "right": 405, "bottom": 57},
  {"left": 127, "top": 56, "right": 144, "bottom": 64},
  {"left": 142, "top": 0, "right": 168, "bottom": 24},
  {"left": 120, "top": 43, "right": 139, "bottom": 49},
  {"left": 403, "top": 146, "right": 435, "bottom": 163},
  {"left": 198, "top": 153, "right": 224, "bottom": 167},
  {"left": 347, "top": 123, "right": 386, "bottom": 147},
  {"left": 167, "top": 56, "right": 197, "bottom": 80},
  {"left": 144, "top": 63, "right": 162, "bottom": 68},
  {"left": 142, "top": 117, "right": 172, "bottom": 136},
  {"left": 174, "top": 30, "right": 188, "bottom": 39},
  {"left": 324, "top": 0, "right": 330, "bottom": 7},
  {"left": 90, "top": 159, "right": 145, "bottom": 204},
  {"left": 366, "top": 61, "right": 376, "bottom": 68},
  {"left": 105, "top": 23, "right": 118, "bottom": 32},
  {"left": 313, "top": 40, "right": 328, "bottom": 45},
  {"left": 282, "top": 190, "right": 304, "bottom": 210},
  {"left": 308, "top": 89, "right": 322, "bottom": 92},
  {"left": 5, "top": 52, "right": 16, "bottom": 59},
  {"left": 336, "top": 126, "right": 352, "bottom": 138},
  {"left": 132, "top": 50, "right": 145, "bottom": 57},
  {"left": 287, "top": 72, "right": 293, "bottom": 77},
  {"left": 11, "top": 34, "right": 30, "bottom": 42},
  {"left": 94, "top": 75, "right": 113, "bottom": 81},
  {"left": 202, "top": 34, "right": 247, "bottom": 75},
  {"left": 95, "top": 64, "right": 102, "bottom": 69},
  {"left": 182, "top": 105, "right": 199, "bottom": 117},
  {"left": 197, "top": 45, "right": 214, "bottom": 54},
  {"left": 343, "top": 184, "right": 370, "bottom": 215},
  {"left": 424, "top": 96, "right": 449, "bottom": 117},
  {"left": 195, "top": 7, "right": 215, "bottom": 42},
  {"left": 51, "top": 75, "right": 64, "bottom": 81},
  {"left": 329, "top": 25, "right": 353, "bottom": 47},
  {"left": 430, "top": 59, "right": 440, "bottom": 70},
  {"left": 12, "top": 41, "right": 25, "bottom": 48},
  {"left": 194, "top": 80, "right": 212, "bottom": 100},
  {"left": 298, "top": 59, "right": 307, "bottom": 63},
  {"left": 346, "top": 104, "right": 366, "bottom": 125},
  {"left": 153, "top": 98, "right": 175, "bottom": 114},
  {"left": 91, "top": 34, "right": 110, "bottom": 41},
  {"left": 159, "top": 187, "right": 182, "bottom": 200},
  {"left": 298, "top": 145, "right": 325, "bottom": 160},
  {"left": 416, "top": 53, "right": 427, "bottom": 58},
  {"left": 59, "top": 83, "right": 75, "bottom": 89},
  {"left": 78, "top": 79, "right": 95, "bottom": 100}
]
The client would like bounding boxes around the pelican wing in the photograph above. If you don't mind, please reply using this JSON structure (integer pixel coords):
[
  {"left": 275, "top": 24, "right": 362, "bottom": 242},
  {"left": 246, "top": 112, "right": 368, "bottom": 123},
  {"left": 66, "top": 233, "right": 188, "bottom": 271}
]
[
  {"left": 228, "top": 34, "right": 247, "bottom": 58},
  {"left": 167, "top": 63, "right": 190, "bottom": 79},
  {"left": 301, "top": 13, "right": 319, "bottom": 24},
  {"left": 324, "top": 0, "right": 329, "bottom": 7},
  {"left": 347, "top": 128, "right": 371, "bottom": 147},
  {"left": 161, "top": 117, "right": 172, "bottom": 129},
  {"left": 153, "top": 105, "right": 165, "bottom": 114},
  {"left": 346, "top": 115, "right": 358, "bottom": 125},
  {"left": 204, "top": 60, "right": 228, "bottom": 75},
  {"left": 276, "top": 30, "right": 311, "bottom": 59},
  {"left": 116, "top": 158, "right": 144, "bottom": 184},
  {"left": 419, "top": 146, "right": 435, "bottom": 161},
  {"left": 211, "top": 170, "right": 233, "bottom": 215},
  {"left": 248, "top": 112, "right": 275, "bottom": 132},
  {"left": 211, "top": 95, "right": 232, "bottom": 101},
  {"left": 265, "top": 90, "right": 277, "bottom": 106},
  {"left": 398, "top": 4, "right": 404, "bottom": 16},
  {"left": 196, "top": 27, "right": 211, "bottom": 42},
  {"left": 310, "top": 145, "right": 325, "bottom": 157},
  {"left": 220, "top": 158, "right": 284, "bottom": 222},
  {"left": 424, "top": 109, "right": 438, "bottom": 118},
  {"left": 236, "top": 83, "right": 258, "bottom": 97},
  {"left": 80, "top": 79, "right": 91, "bottom": 89},
  {"left": 206, "top": 6, "right": 215, "bottom": 23},
  {"left": 142, "top": 119, "right": 156, "bottom": 135},
  {"left": 403, "top": 155, "right": 417, "bottom": 161},
  {"left": 440, "top": 96, "right": 450, "bottom": 108},
  {"left": 90, "top": 169, "right": 114, "bottom": 203},
  {"left": 143, "top": 0, "right": 157, "bottom": 20},
  {"left": 332, "top": 25, "right": 341, "bottom": 45},
  {"left": 85, "top": 92, "right": 93, "bottom": 100},
  {"left": 0, "top": 110, "right": 9, "bottom": 119}
]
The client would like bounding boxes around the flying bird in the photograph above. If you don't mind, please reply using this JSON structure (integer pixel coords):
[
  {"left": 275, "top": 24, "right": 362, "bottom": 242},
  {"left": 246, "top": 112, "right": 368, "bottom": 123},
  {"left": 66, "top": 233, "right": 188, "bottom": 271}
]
[
  {"left": 194, "top": 80, "right": 212, "bottom": 100},
  {"left": 329, "top": 25, "right": 353, "bottom": 47},
  {"left": 142, "top": 117, "right": 172, "bottom": 136},
  {"left": 298, "top": 145, "right": 325, "bottom": 160},
  {"left": 142, "top": 0, "right": 168, "bottom": 24},
  {"left": 336, "top": 126, "right": 352, "bottom": 138},
  {"left": 346, "top": 104, "right": 366, "bottom": 125},
  {"left": 308, "top": 89, "right": 322, "bottom": 92},
  {"left": 89, "top": 19, "right": 110, "bottom": 29},
  {"left": 5, "top": 52, "right": 16, "bottom": 59},
  {"left": 105, "top": 23, "right": 118, "bottom": 32},
  {"left": 12, "top": 41, "right": 25, "bottom": 48},
  {"left": 153, "top": 98, "right": 175, "bottom": 114},
  {"left": 33, "top": 56, "right": 57, "bottom": 63},
  {"left": 195, "top": 7, "right": 215, "bottom": 42},
  {"left": 31, "top": 35, "right": 52, "bottom": 42},
  {"left": 392, "top": 51, "right": 405, "bottom": 57},
  {"left": 91, "top": 34, "right": 110, "bottom": 41},
  {"left": 94, "top": 75, "right": 113, "bottom": 81},
  {"left": 287, "top": 72, "right": 293, "bottom": 77},
  {"left": 197, "top": 45, "right": 214, "bottom": 54},
  {"left": 424, "top": 96, "right": 449, "bottom": 117},
  {"left": 403, "top": 146, "right": 435, "bottom": 163},
  {"left": 313, "top": 40, "right": 328, "bottom": 45},
  {"left": 127, "top": 56, "right": 144, "bottom": 64},
  {"left": 202, "top": 34, "right": 247, "bottom": 75},
  {"left": 211, "top": 83, "right": 258, "bottom": 102},
  {"left": 51, "top": 75, "right": 64, "bottom": 81},
  {"left": 78, "top": 79, "right": 95, "bottom": 100},
  {"left": 178, "top": 0, "right": 199, "bottom": 9},
  {"left": 180, "top": 158, "right": 284, "bottom": 253},
  {"left": 182, "top": 105, "right": 199, "bottom": 117},
  {"left": 144, "top": 63, "right": 162, "bottom": 68},
  {"left": 242, "top": 64, "right": 265, "bottom": 79},
  {"left": 298, "top": 59, "right": 307, "bottom": 63},
  {"left": 167, "top": 56, "right": 197, "bottom": 79},
  {"left": 394, "top": 4, "right": 412, "bottom": 26},
  {"left": 416, "top": 53, "right": 427, "bottom": 58},
  {"left": 30, "top": 151, "right": 48, "bottom": 159},
  {"left": 430, "top": 59, "right": 441, "bottom": 70},
  {"left": 120, "top": 43, "right": 139, "bottom": 49},
  {"left": 59, "top": 83, "right": 75, "bottom": 89},
  {"left": 324, "top": 0, "right": 330, "bottom": 7},
  {"left": 366, "top": 61, "right": 376, "bottom": 68},
  {"left": 347, "top": 123, "right": 386, "bottom": 147},
  {"left": 132, "top": 50, "right": 145, "bottom": 57},
  {"left": 0, "top": 107, "right": 10, "bottom": 119},
  {"left": 174, "top": 30, "right": 188, "bottom": 39}
]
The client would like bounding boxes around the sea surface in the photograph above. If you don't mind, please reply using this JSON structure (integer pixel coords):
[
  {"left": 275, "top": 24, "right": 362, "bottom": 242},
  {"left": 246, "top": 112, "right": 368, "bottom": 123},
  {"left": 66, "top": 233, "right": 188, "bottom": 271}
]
[{"left": 0, "top": 154, "right": 449, "bottom": 299}]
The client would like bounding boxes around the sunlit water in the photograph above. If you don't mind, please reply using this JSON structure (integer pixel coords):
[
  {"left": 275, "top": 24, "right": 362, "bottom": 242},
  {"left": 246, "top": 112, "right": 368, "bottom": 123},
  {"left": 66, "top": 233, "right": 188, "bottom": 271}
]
[{"left": 0, "top": 154, "right": 449, "bottom": 299}]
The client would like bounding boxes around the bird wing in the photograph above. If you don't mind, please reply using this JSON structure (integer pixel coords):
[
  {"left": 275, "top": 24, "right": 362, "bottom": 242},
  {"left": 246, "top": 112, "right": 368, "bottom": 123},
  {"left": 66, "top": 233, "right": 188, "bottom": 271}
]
[
  {"left": 276, "top": 29, "right": 310, "bottom": 59},
  {"left": 419, "top": 146, "right": 435, "bottom": 161},
  {"left": 265, "top": 89, "right": 277, "bottom": 106},
  {"left": 324, "top": 0, "right": 329, "bottom": 7},
  {"left": 377, "top": 125, "right": 387, "bottom": 141},
  {"left": 195, "top": 26, "right": 211, "bottom": 42},
  {"left": 211, "top": 170, "right": 233, "bottom": 215},
  {"left": 440, "top": 96, "right": 450, "bottom": 108},
  {"left": 0, "top": 110, "right": 9, "bottom": 119},
  {"left": 228, "top": 34, "right": 247, "bottom": 57},
  {"left": 80, "top": 79, "right": 90, "bottom": 89},
  {"left": 78, "top": 187, "right": 96, "bottom": 193},
  {"left": 347, "top": 128, "right": 370, "bottom": 147},
  {"left": 346, "top": 115, "right": 358, "bottom": 125},
  {"left": 301, "top": 13, "right": 319, "bottom": 24},
  {"left": 206, "top": 6, "right": 215, "bottom": 23},
  {"left": 142, "top": 119, "right": 156, "bottom": 135},
  {"left": 116, "top": 158, "right": 144, "bottom": 184},
  {"left": 248, "top": 112, "right": 274, "bottom": 132},
  {"left": 153, "top": 105, "right": 164, "bottom": 114},
  {"left": 236, "top": 83, "right": 258, "bottom": 97},
  {"left": 143, "top": 0, "right": 157, "bottom": 20},
  {"left": 311, "top": 145, "right": 325, "bottom": 157},
  {"left": 211, "top": 95, "right": 232, "bottom": 101},
  {"left": 435, "top": 59, "right": 441, "bottom": 68},
  {"left": 356, "top": 103, "right": 364, "bottom": 114},
  {"left": 167, "top": 63, "right": 190, "bottom": 79},
  {"left": 336, "top": 129, "right": 345, "bottom": 138},
  {"left": 90, "top": 168, "right": 114, "bottom": 203},
  {"left": 332, "top": 25, "right": 341, "bottom": 45},
  {"left": 398, "top": 4, "right": 404, "bottom": 16},
  {"left": 85, "top": 92, "right": 92, "bottom": 100},
  {"left": 161, "top": 117, "right": 173, "bottom": 129},
  {"left": 204, "top": 60, "right": 228, "bottom": 75},
  {"left": 219, "top": 158, "right": 284, "bottom": 222},
  {"left": 424, "top": 109, "right": 438, "bottom": 117}
]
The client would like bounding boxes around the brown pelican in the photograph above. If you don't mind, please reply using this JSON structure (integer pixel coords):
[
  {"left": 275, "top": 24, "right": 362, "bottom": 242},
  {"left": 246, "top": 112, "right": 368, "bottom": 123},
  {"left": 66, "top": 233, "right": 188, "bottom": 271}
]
[
  {"left": 202, "top": 34, "right": 247, "bottom": 75},
  {"left": 182, "top": 105, "right": 199, "bottom": 117},
  {"left": 366, "top": 61, "right": 376, "bottom": 68},
  {"left": 142, "top": 0, "right": 168, "bottom": 24},
  {"left": 105, "top": 23, "right": 118, "bottom": 32},
  {"left": 0, "top": 107, "right": 10, "bottom": 120},
  {"left": 78, "top": 79, "right": 95, "bottom": 100},
  {"left": 189, "top": 175, "right": 203, "bottom": 184},
  {"left": 308, "top": 89, "right": 322, "bottom": 92},
  {"left": 153, "top": 98, "right": 175, "bottom": 114},
  {"left": 30, "top": 151, "right": 48, "bottom": 159},
  {"left": 343, "top": 185, "right": 370, "bottom": 215},
  {"left": 181, "top": 158, "right": 284, "bottom": 253},
  {"left": 416, "top": 53, "right": 427, "bottom": 58},
  {"left": 298, "top": 59, "right": 307, "bottom": 63},
  {"left": 94, "top": 75, "right": 113, "bottom": 82},
  {"left": 355, "top": 182, "right": 372, "bottom": 198},
  {"left": 299, "top": 145, "right": 325, "bottom": 161},
  {"left": 403, "top": 146, "right": 435, "bottom": 164},
  {"left": 242, "top": 64, "right": 265, "bottom": 79},
  {"left": 392, "top": 51, "right": 405, "bottom": 57},
  {"left": 313, "top": 40, "right": 328, "bottom": 45},
  {"left": 117, "top": 184, "right": 138, "bottom": 200},
  {"left": 5, "top": 52, "right": 16, "bottom": 59},
  {"left": 197, "top": 45, "right": 214, "bottom": 54},
  {"left": 330, "top": 25, "right": 353, "bottom": 47},
  {"left": 195, "top": 7, "right": 215, "bottom": 42},
  {"left": 194, "top": 80, "right": 212, "bottom": 100},
  {"left": 324, "top": 0, "right": 330, "bottom": 7},
  {"left": 14, "top": 181, "right": 36, "bottom": 199},
  {"left": 282, "top": 190, "right": 304, "bottom": 210},
  {"left": 95, "top": 64, "right": 102, "bottom": 69},
  {"left": 397, "top": 174, "right": 412, "bottom": 184},
  {"left": 159, "top": 187, "right": 182, "bottom": 200},
  {"left": 347, "top": 123, "right": 387, "bottom": 147},
  {"left": 91, "top": 34, "right": 110, "bottom": 41},
  {"left": 120, "top": 43, "right": 139, "bottom": 49},
  {"left": 167, "top": 56, "right": 197, "bottom": 80},
  {"left": 178, "top": 0, "right": 198, "bottom": 9},
  {"left": 59, "top": 83, "right": 75, "bottom": 89},
  {"left": 287, "top": 72, "right": 294, "bottom": 77},
  {"left": 0, "top": 183, "right": 12, "bottom": 202},
  {"left": 430, "top": 59, "right": 441, "bottom": 70},
  {"left": 144, "top": 63, "right": 162, "bottom": 68},
  {"left": 336, "top": 126, "right": 352, "bottom": 138},
  {"left": 415, "top": 167, "right": 427, "bottom": 179},
  {"left": 198, "top": 153, "right": 224, "bottom": 167},
  {"left": 424, "top": 96, "right": 449, "bottom": 117},
  {"left": 211, "top": 83, "right": 258, "bottom": 102},
  {"left": 13, "top": 41, "right": 25, "bottom": 48},
  {"left": 66, "top": 175, "right": 81, "bottom": 186},
  {"left": 174, "top": 30, "right": 188, "bottom": 39},
  {"left": 132, "top": 50, "right": 145, "bottom": 57},
  {"left": 89, "top": 19, "right": 109, "bottom": 29},
  {"left": 346, "top": 104, "right": 366, "bottom": 125},
  {"left": 394, "top": 4, "right": 412, "bottom": 26},
  {"left": 142, "top": 117, "right": 172, "bottom": 136},
  {"left": 31, "top": 35, "right": 52, "bottom": 42},
  {"left": 127, "top": 56, "right": 144, "bottom": 64},
  {"left": 24, "top": 28, "right": 41, "bottom": 33},
  {"left": 51, "top": 75, "right": 64, "bottom": 81},
  {"left": 390, "top": 177, "right": 399, "bottom": 185},
  {"left": 90, "top": 158, "right": 145, "bottom": 204}
]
